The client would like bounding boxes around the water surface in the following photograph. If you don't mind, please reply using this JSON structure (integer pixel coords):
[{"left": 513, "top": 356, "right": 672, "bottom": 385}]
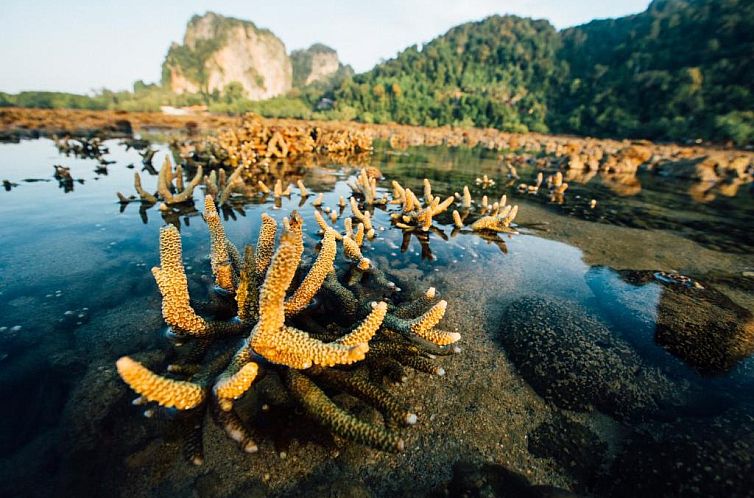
[{"left": 1, "top": 138, "right": 752, "bottom": 497}]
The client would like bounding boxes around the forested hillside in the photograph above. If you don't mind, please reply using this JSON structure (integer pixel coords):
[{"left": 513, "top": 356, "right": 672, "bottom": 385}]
[
  {"left": 551, "top": 0, "right": 754, "bottom": 144},
  {"left": 332, "top": 16, "right": 562, "bottom": 133},
  {"left": 328, "top": 0, "right": 754, "bottom": 144}
]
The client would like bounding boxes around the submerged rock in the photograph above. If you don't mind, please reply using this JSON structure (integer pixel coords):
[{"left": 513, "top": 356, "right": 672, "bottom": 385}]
[
  {"left": 527, "top": 414, "right": 608, "bottom": 491},
  {"left": 598, "top": 409, "right": 754, "bottom": 497},
  {"left": 498, "top": 296, "right": 683, "bottom": 421},
  {"left": 428, "top": 460, "right": 578, "bottom": 498},
  {"left": 587, "top": 267, "right": 754, "bottom": 376}
]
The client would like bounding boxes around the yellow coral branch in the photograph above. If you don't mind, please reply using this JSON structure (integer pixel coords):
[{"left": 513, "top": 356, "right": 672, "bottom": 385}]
[
  {"left": 284, "top": 228, "right": 337, "bottom": 316},
  {"left": 152, "top": 226, "right": 209, "bottom": 334},
  {"left": 116, "top": 356, "right": 206, "bottom": 410},
  {"left": 214, "top": 361, "right": 259, "bottom": 411},
  {"left": 254, "top": 213, "right": 278, "bottom": 275},
  {"left": 314, "top": 210, "right": 343, "bottom": 240},
  {"left": 410, "top": 300, "right": 448, "bottom": 334},
  {"left": 343, "top": 236, "right": 370, "bottom": 270},
  {"left": 258, "top": 326, "right": 369, "bottom": 369},
  {"left": 251, "top": 229, "right": 302, "bottom": 349},
  {"left": 336, "top": 301, "right": 387, "bottom": 346},
  {"left": 204, "top": 196, "right": 235, "bottom": 292}
]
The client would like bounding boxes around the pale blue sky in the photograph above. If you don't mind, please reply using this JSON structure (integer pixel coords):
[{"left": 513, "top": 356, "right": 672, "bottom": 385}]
[{"left": 0, "top": 0, "right": 651, "bottom": 94}]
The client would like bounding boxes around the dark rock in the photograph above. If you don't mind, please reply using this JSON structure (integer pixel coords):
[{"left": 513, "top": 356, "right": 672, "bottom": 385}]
[
  {"left": 498, "top": 296, "right": 683, "bottom": 421},
  {"left": 110, "top": 119, "right": 133, "bottom": 135},
  {"left": 587, "top": 267, "right": 754, "bottom": 376},
  {"left": 527, "top": 414, "right": 607, "bottom": 490},
  {"left": 307, "top": 480, "right": 374, "bottom": 498},
  {"left": 428, "top": 460, "right": 579, "bottom": 498},
  {"left": 598, "top": 409, "right": 754, "bottom": 497}
]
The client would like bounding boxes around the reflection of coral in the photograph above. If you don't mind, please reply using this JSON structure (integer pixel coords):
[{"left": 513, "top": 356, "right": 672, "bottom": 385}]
[
  {"left": 117, "top": 197, "right": 460, "bottom": 463},
  {"left": 602, "top": 173, "right": 641, "bottom": 197}
]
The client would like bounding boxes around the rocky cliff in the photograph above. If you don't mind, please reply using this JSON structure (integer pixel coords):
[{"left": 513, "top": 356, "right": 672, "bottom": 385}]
[
  {"left": 162, "top": 12, "right": 292, "bottom": 100},
  {"left": 162, "top": 13, "right": 349, "bottom": 100},
  {"left": 291, "top": 44, "right": 351, "bottom": 88}
]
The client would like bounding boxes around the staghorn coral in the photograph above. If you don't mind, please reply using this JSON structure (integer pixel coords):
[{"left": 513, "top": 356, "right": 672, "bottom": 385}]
[
  {"left": 475, "top": 174, "right": 495, "bottom": 188},
  {"left": 380, "top": 177, "right": 521, "bottom": 257},
  {"left": 157, "top": 155, "right": 203, "bottom": 205},
  {"left": 116, "top": 197, "right": 461, "bottom": 464},
  {"left": 188, "top": 114, "right": 373, "bottom": 170},
  {"left": 469, "top": 205, "right": 519, "bottom": 233},
  {"left": 349, "top": 167, "right": 388, "bottom": 205},
  {"left": 388, "top": 178, "right": 454, "bottom": 233}
]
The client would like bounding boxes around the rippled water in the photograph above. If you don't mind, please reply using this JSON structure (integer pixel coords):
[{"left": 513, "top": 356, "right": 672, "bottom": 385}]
[{"left": 1, "top": 138, "right": 752, "bottom": 497}]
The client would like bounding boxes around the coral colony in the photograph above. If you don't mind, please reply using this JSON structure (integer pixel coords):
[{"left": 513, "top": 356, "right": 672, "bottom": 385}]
[
  {"left": 117, "top": 196, "right": 462, "bottom": 464},
  {"left": 113, "top": 115, "right": 539, "bottom": 461}
]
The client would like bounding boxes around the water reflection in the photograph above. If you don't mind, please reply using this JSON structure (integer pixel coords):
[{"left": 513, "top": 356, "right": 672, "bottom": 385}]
[{"left": 374, "top": 146, "right": 754, "bottom": 253}]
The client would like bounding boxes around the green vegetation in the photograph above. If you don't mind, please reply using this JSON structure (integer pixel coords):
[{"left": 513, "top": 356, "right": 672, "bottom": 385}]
[
  {"left": 0, "top": 91, "right": 109, "bottom": 110},
  {"left": 0, "top": 82, "right": 207, "bottom": 113},
  {"left": 2, "top": 0, "right": 752, "bottom": 145},
  {"left": 332, "top": 15, "right": 562, "bottom": 132},
  {"left": 550, "top": 0, "right": 754, "bottom": 145}
]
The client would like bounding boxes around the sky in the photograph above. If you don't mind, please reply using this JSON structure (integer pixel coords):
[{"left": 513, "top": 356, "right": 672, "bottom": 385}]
[{"left": 0, "top": 0, "right": 651, "bottom": 94}]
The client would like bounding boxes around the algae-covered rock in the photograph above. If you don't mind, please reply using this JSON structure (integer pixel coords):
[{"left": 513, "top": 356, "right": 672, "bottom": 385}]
[
  {"left": 428, "top": 461, "right": 579, "bottom": 498},
  {"left": 498, "top": 296, "right": 683, "bottom": 421},
  {"left": 587, "top": 268, "right": 754, "bottom": 376},
  {"left": 527, "top": 414, "right": 607, "bottom": 491},
  {"left": 598, "top": 409, "right": 754, "bottom": 497}
]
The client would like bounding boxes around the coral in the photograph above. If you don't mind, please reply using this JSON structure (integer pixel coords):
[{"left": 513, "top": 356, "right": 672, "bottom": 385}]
[
  {"left": 469, "top": 205, "right": 519, "bottom": 233},
  {"left": 157, "top": 155, "right": 203, "bottom": 205},
  {"left": 116, "top": 356, "right": 206, "bottom": 410},
  {"left": 388, "top": 178, "right": 454, "bottom": 232},
  {"left": 349, "top": 167, "right": 387, "bottom": 205},
  {"left": 188, "top": 114, "right": 373, "bottom": 170},
  {"left": 117, "top": 197, "right": 460, "bottom": 464},
  {"left": 379, "top": 177, "right": 521, "bottom": 257},
  {"left": 475, "top": 174, "right": 495, "bottom": 188}
]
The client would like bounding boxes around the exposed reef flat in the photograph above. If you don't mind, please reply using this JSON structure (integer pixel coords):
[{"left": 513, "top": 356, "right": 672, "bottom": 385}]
[
  {"left": 1, "top": 135, "right": 753, "bottom": 497},
  {"left": 2, "top": 108, "right": 751, "bottom": 179}
]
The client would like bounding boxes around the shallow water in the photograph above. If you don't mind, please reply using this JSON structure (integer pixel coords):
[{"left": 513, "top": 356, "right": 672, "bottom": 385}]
[{"left": 1, "top": 138, "right": 753, "bottom": 497}]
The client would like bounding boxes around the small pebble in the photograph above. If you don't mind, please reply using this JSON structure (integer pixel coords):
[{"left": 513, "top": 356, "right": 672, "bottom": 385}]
[{"left": 10, "top": 325, "right": 21, "bottom": 332}]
